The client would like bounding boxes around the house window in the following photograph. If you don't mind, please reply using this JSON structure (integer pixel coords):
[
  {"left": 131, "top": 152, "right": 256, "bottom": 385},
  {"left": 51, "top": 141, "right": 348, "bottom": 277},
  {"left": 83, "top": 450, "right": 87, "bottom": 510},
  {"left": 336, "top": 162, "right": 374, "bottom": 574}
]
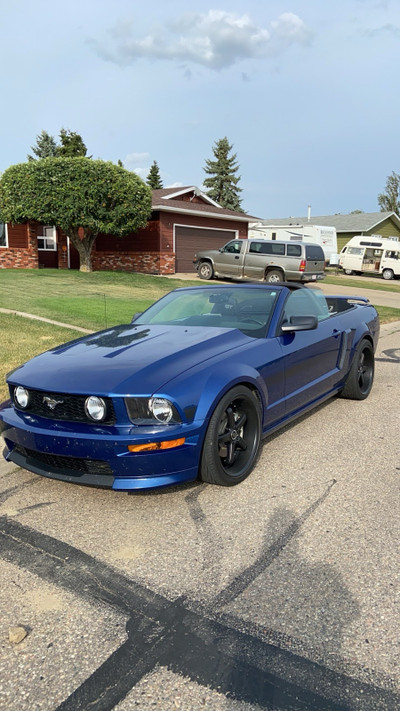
[
  {"left": 0, "top": 222, "right": 8, "bottom": 247},
  {"left": 37, "top": 225, "right": 57, "bottom": 251}
]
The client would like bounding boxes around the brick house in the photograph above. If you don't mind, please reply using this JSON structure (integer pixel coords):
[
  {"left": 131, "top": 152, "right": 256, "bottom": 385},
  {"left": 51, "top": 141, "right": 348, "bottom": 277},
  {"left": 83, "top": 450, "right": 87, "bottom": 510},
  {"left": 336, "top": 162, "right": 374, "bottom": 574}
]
[{"left": 0, "top": 186, "right": 253, "bottom": 274}]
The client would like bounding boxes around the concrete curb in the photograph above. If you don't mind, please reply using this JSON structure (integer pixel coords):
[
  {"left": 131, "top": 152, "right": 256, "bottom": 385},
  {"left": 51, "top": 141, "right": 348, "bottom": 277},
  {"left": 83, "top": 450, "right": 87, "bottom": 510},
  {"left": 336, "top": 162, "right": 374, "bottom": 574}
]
[{"left": 0, "top": 308, "right": 92, "bottom": 334}]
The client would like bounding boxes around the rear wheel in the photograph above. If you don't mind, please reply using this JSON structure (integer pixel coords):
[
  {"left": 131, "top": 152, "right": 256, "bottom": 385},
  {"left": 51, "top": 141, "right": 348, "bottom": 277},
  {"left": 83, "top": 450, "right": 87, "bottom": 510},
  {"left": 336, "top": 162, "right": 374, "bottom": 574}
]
[
  {"left": 198, "top": 262, "right": 213, "bottom": 280},
  {"left": 265, "top": 269, "right": 284, "bottom": 283},
  {"left": 382, "top": 268, "right": 394, "bottom": 280},
  {"left": 344, "top": 269, "right": 354, "bottom": 275},
  {"left": 340, "top": 339, "right": 374, "bottom": 400},
  {"left": 200, "top": 386, "right": 261, "bottom": 486}
]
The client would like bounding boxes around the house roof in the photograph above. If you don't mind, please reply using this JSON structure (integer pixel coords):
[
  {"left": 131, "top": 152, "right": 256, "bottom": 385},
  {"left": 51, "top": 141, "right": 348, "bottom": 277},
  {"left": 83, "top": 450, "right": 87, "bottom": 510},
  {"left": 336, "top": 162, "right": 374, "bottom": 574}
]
[
  {"left": 151, "top": 186, "right": 254, "bottom": 223},
  {"left": 253, "top": 211, "right": 400, "bottom": 233}
]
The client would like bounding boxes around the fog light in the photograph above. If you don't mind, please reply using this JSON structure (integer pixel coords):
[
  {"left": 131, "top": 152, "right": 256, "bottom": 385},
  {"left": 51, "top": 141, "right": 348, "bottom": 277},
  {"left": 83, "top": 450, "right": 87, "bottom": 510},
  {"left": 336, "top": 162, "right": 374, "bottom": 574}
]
[
  {"left": 14, "top": 386, "right": 30, "bottom": 408},
  {"left": 85, "top": 396, "right": 106, "bottom": 421}
]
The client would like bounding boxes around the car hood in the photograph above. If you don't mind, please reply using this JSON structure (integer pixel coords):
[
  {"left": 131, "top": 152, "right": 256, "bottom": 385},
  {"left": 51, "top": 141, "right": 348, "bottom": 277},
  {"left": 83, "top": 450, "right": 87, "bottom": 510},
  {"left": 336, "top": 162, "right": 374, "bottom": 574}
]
[{"left": 8, "top": 324, "right": 250, "bottom": 396}]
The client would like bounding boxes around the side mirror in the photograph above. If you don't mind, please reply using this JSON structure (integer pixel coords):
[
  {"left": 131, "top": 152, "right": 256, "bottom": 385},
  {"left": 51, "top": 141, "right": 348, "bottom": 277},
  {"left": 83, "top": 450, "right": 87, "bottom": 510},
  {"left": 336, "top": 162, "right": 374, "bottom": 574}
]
[
  {"left": 219, "top": 247, "right": 224, "bottom": 253},
  {"left": 281, "top": 315, "right": 318, "bottom": 332},
  {"left": 131, "top": 312, "right": 142, "bottom": 323}
]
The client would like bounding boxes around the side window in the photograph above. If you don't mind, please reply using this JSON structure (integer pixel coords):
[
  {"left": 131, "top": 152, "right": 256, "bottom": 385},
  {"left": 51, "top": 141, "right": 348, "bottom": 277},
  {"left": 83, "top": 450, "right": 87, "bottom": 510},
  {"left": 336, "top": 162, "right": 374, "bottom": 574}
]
[
  {"left": 223, "top": 240, "right": 242, "bottom": 254},
  {"left": 282, "top": 289, "right": 330, "bottom": 323},
  {"left": 258, "top": 242, "right": 285, "bottom": 255},
  {"left": 249, "top": 242, "right": 262, "bottom": 253},
  {"left": 37, "top": 225, "right": 57, "bottom": 251},
  {"left": 0, "top": 222, "right": 8, "bottom": 247},
  {"left": 287, "top": 244, "right": 302, "bottom": 257}
]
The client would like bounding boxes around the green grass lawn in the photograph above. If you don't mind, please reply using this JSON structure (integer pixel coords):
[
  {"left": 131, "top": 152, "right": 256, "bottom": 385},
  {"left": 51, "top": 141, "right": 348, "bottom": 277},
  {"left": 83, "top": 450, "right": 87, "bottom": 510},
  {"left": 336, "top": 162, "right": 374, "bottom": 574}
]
[
  {"left": 0, "top": 269, "right": 199, "bottom": 330},
  {"left": 0, "top": 313, "right": 82, "bottom": 402}
]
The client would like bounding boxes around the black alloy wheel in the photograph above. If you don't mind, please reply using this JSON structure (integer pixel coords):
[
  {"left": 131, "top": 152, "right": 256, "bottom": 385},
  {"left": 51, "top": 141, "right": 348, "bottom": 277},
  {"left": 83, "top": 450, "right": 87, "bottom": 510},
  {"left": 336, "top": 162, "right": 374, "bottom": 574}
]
[
  {"left": 340, "top": 339, "right": 375, "bottom": 400},
  {"left": 200, "top": 386, "right": 261, "bottom": 486}
]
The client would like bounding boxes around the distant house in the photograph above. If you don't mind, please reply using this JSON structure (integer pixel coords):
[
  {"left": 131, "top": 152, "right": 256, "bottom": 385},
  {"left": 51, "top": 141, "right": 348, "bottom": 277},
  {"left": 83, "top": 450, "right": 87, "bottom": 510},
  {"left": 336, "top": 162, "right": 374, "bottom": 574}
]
[
  {"left": 0, "top": 186, "right": 253, "bottom": 274},
  {"left": 258, "top": 212, "right": 400, "bottom": 251}
]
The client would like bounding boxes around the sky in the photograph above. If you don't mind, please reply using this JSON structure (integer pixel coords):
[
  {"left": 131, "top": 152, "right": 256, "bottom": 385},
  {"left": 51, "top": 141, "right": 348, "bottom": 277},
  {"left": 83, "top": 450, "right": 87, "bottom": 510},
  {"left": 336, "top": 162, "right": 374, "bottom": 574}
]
[{"left": 0, "top": 0, "right": 399, "bottom": 219}]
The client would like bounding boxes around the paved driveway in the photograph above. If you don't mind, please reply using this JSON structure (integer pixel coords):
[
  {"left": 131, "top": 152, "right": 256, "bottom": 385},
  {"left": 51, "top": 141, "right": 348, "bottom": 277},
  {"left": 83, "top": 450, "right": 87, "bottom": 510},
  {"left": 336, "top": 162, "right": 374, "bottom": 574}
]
[{"left": 0, "top": 323, "right": 399, "bottom": 711}]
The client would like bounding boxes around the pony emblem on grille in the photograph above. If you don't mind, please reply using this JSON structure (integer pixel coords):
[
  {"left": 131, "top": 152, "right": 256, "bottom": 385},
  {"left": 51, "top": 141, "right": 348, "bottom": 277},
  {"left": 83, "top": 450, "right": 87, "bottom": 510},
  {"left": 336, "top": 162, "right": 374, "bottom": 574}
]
[{"left": 43, "top": 396, "right": 64, "bottom": 410}]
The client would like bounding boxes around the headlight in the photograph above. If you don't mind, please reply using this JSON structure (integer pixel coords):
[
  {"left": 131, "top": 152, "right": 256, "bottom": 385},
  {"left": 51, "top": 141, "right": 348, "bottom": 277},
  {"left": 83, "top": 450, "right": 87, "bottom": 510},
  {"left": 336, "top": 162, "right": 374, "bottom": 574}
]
[
  {"left": 85, "top": 396, "right": 106, "bottom": 422},
  {"left": 125, "top": 397, "right": 181, "bottom": 425},
  {"left": 14, "top": 386, "right": 30, "bottom": 409},
  {"left": 149, "top": 397, "right": 174, "bottom": 423}
]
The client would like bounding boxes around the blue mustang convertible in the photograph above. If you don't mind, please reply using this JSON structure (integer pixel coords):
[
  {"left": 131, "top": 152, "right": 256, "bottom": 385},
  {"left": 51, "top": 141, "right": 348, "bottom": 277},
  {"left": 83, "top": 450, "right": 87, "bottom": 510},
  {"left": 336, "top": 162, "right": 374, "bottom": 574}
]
[{"left": 0, "top": 284, "right": 379, "bottom": 490}]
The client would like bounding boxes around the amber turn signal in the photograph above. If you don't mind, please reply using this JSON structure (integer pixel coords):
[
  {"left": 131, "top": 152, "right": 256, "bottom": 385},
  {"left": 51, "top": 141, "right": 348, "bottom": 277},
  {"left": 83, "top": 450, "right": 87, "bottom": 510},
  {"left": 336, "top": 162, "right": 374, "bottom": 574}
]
[{"left": 128, "top": 438, "right": 185, "bottom": 453}]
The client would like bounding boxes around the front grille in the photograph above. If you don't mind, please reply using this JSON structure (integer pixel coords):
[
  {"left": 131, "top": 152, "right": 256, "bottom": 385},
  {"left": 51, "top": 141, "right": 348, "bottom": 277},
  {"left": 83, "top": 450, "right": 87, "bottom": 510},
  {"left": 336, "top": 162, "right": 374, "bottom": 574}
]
[
  {"left": 14, "top": 445, "right": 113, "bottom": 477},
  {"left": 11, "top": 387, "right": 116, "bottom": 425}
]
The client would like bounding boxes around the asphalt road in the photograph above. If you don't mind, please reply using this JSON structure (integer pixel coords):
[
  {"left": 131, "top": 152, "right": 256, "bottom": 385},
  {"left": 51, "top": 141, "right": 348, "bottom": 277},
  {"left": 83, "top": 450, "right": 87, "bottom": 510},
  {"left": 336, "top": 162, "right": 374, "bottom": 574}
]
[{"left": 0, "top": 322, "right": 399, "bottom": 711}]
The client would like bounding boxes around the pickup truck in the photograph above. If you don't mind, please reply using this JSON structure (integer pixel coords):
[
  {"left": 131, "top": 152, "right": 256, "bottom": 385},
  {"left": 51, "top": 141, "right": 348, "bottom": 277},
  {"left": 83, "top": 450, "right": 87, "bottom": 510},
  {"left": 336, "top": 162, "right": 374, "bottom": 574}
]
[{"left": 194, "top": 238, "right": 326, "bottom": 283}]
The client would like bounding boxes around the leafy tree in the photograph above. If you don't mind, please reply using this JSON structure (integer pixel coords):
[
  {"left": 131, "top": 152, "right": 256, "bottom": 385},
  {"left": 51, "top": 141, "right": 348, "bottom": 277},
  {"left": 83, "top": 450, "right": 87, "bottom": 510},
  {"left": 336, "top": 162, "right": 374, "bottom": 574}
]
[
  {"left": 378, "top": 171, "right": 400, "bottom": 213},
  {"left": 146, "top": 161, "right": 163, "bottom": 189},
  {"left": 57, "top": 128, "right": 88, "bottom": 157},
  {"left": 27, "top": 130, "right": 58, "bottom": 161},
  {"left": 203, "top": 137, "right": 243, "bottom": 212},
  {"left": 0, "top": 158, "right": 152, "bottom": 271}
]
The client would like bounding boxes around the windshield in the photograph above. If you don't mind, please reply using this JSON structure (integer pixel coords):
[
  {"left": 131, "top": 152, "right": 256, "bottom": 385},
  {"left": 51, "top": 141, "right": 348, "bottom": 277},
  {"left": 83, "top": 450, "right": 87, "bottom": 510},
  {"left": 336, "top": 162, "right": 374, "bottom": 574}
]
[{"left": 135, "top": 287, "right": 279, "bottom": 338}]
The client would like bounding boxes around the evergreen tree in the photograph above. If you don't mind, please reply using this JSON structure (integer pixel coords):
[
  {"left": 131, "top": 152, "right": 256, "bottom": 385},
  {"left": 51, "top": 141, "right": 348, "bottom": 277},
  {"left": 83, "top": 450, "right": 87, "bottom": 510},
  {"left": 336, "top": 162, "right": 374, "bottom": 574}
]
[
  {"left": 203, "top": 137, "right": 243, "bottom": 211},
  {"left": 378, "top": 171, "right": 400, "bottom": 213},
  {"left": 57, "top": 129, "right": 88, "bottom": 157},
  {"left": 27, "top": 130, "right": 58, "bottom": 161},
  {"left": 146, "top": 160, "right": 163, "bottom": 189}
]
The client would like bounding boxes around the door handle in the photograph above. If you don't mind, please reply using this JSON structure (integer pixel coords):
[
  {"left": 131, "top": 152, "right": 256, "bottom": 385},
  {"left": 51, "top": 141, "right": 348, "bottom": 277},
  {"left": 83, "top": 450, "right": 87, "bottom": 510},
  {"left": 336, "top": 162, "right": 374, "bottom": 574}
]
[
  {"left": 235, "top": 255, "right": 239, "bottom": 259},
  {"left": 332, "top": 329, "right": 341, "bottom": 337}
]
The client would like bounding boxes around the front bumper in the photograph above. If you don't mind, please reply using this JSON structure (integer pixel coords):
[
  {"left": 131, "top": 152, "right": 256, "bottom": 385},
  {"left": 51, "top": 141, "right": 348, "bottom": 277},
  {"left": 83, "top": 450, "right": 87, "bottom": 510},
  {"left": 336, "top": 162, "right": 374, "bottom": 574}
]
[{"left": 0, "top": 403, "right": 203, "bottom": 491}]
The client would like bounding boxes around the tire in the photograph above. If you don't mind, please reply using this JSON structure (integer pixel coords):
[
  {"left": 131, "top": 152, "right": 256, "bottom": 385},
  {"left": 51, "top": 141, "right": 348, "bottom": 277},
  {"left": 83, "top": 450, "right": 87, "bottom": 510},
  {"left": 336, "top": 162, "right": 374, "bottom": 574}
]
[
  {"left": 344, "top": 269, "right": 354, "bottom": 275},
  {"left": 198, "top": 262, "right": 213, "bottom": 280},
  {"left": 382, "top": 268, "right": 394, "bottom": 280},
  {"left": 340, "top": 339, "right": 374, "bottom": 400},
  {"left": 265, "top": 269, "right": 284, "bottom": 284},
  {"left": 200, "top": 386, "right": 261, "bottom": 486}
]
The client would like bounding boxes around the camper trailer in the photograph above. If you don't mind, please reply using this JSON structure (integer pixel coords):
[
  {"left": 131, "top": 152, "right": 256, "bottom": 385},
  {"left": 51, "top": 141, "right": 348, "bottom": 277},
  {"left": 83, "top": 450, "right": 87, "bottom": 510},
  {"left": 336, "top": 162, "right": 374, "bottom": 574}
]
[
  {"left": 339, "top": 235, "right": 400, "bottom": 280},
  {"left": 248, "top": 223, "right": 338, "bottom": 262}
]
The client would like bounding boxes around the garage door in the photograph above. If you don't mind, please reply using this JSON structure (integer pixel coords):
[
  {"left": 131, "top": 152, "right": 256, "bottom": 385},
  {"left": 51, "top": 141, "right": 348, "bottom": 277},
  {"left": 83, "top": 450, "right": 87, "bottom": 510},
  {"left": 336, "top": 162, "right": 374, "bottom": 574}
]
[{"left": 175, "top": 227, "right": 236, "bottom": 273}]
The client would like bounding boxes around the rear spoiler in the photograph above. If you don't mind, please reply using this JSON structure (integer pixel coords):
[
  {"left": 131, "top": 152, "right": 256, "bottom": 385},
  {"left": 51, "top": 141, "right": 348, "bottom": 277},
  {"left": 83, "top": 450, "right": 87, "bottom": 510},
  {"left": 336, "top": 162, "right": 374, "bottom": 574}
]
[{"left": 331, "top": 295, "right": 370, "bottom": 305}]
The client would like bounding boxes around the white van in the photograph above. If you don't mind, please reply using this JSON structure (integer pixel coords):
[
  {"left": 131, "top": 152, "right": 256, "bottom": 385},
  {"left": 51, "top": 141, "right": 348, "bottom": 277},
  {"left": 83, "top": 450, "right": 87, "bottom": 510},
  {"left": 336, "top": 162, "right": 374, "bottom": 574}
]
[
  {"left": 339, "top": 235, "right": 400, "bottom": 280},
  {"left": 248, "top": 223, "right": 338, "bottom": 262}
]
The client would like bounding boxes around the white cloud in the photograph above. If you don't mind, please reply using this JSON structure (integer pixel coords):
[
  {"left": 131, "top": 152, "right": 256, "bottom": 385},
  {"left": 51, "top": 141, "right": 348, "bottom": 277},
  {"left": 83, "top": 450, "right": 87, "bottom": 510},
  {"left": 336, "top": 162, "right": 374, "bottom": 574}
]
[
  {"left": 92, "top": 10, "right": 313, "bottom": 71},
  {"left": 132, "top": 167, "right": 149, "bottom": 179}
]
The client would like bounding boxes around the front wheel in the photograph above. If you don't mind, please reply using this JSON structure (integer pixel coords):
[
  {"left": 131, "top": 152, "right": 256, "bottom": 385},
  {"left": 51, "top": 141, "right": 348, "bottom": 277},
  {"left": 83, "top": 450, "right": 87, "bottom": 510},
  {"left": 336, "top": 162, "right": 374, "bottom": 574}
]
[
  {"left": 382, "top": 268, "right": 394, "bottom": 280},
  {"left": 344, "top": 269, "right": 354, "bottom": 275},
  {"left": 265, "top": 269, "right": 284, "bottom": 283},
  {"left": 198, "top": 262, "right": 214, "bottom": 280},
  {"left": 340, "top": 339, "right": 374, "bottom": 400},
  {"left": 200, "top": 386, "right": 261, "bottom": 486}
]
